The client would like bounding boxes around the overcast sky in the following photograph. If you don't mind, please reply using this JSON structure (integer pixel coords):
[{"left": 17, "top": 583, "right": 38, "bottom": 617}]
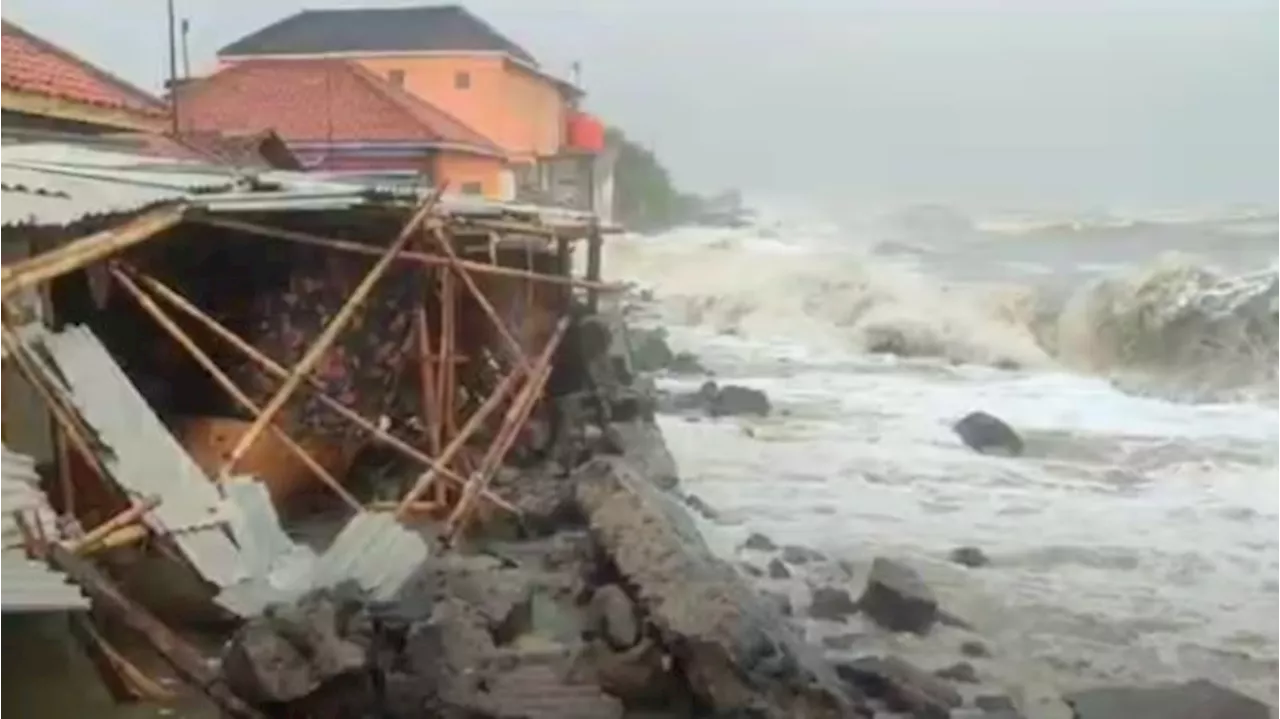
[{"left": 6, "top": 0, "right": 1277, "bottom": 214}]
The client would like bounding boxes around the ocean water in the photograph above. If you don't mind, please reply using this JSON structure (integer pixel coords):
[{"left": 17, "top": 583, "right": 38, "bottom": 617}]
[{"left": 598, "top": 207, "right": 1279, "bottom": 706}]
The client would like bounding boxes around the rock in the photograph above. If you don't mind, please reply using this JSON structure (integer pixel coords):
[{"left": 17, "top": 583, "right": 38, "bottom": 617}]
[
  {"left": 629, "top": 327, "right": 676, "bottom": 373},
  {"left": 668, "top": 351, "right": 708, "bottom": 375},
  {"left": 743, "top": 532, "right": 779, "bottom": 551},
  {"left": 952, "top": 411, "right": 1023, "bottom": 457},
  {"left": 573, "top": 456, "right": 858, "bottom": 717},
  {"left": 975, "top": 694, "right": 1018, "bottom": 712},
  {"left": 761, "top": 590, "right": 794, "bottom": 617},
  {"left": 683, "top": 494, "right": 720, "bottom": 521},
  {"left": 589, "top": 584, "right": 641, "bottom": 650},
  {"left": 1064, "top": 679, "right": 1270, "bottom": 719},
  {"left": 934, "top": 662, "right": 979, "bottom": 683},
  {"left": 836, "top": 655, "right": 962, "bottom": 719},
  {"left": 820, "top": 633, "right": 863, "bottom": 651},
  {"left": 781, "top": 544, "right": 826, "bottom": 565},
  {"left": 740, "top": 562, "right": 764, "bottom": 578},
  {"left": 949, "top": 546, "right": 990, "bottom": 568},
  {"left": 574, "top": 637, "right": 679, "bottom": 707},
  {"left": 602, "top": 420, "right": 680, "bottom": 490},
  {"left": 857, "top": 557, "right": 939, "bottom": 635},
  {"left": 767, "top": 558, "right": 792, "bottom": 579},
  {"left": 959, "top": 640, "right": 991, "bottom": 658},
  {"left": 808, "top": 586, "right": 860, "bottom": 621},
  {"left": 708, "top": 383, "right": 772, "bottom": 418}
]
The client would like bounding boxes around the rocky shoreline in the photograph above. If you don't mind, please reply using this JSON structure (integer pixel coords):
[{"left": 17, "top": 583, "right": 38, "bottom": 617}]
[{"left": 212, "top": 308, "right": 1272, "bottom": 719}]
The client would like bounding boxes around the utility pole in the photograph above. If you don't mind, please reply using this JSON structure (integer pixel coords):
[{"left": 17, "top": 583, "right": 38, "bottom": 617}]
[
  {"left": 180, "top": 19, "right": 191, "bottom": 80},
  {"left": 167, "top": 0, "right": 179, "bottom": 134}
]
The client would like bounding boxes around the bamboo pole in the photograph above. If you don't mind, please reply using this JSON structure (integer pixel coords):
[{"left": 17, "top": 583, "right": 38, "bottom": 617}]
[
  {"left": 68, "top": 495, "right": 160, "bottom": 554},
  {"left": 48, "top": 544, "right": 266, "bottom": 719},
  {"left": 436, "top": 267, "right": 456, "bottom": 448},
  {"left": 396, "top": 318, "right": 568, "bottom": 519},
  {"left": 109, "top": 268, "right": 362, "bottom": 511},
  {"left": 217, "top": 190, "right": 443, "bottom": 478},
  {"left": 194, "top": 215, "right": 623, "bottom": 292},
  {"left": 445, "top": 329, "right": 559, "bottom": 540},
  {"left": 430, "top": 226, "right": 531, "bottom": 371},
  {"left": 415, "top": 306, "right": 440, "bottom": 455},
  {"left": 1, "top": 205, "right": 186, "bottom": 299},
  {"left": 126, "top": 268, "right": 516, "bottom": 515}
]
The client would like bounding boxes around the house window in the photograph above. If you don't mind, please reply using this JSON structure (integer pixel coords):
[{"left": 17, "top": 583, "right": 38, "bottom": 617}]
[
  {"left": 454, "top": 71, "right": 471, "bottom": 90},
  {"left": 460, "top": 181, "right": 484, "bottom": 196},
  {"left": 387, "top": 69, "right": 405, "bottom": 87}
]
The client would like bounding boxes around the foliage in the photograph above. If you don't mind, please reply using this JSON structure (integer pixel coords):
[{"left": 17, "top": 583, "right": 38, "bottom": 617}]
[{"left": 605, "top": 127, "right": 701, "bottom": 232}]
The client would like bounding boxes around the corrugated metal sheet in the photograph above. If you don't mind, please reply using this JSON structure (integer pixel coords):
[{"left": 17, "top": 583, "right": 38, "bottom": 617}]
[
  {"left": 18, "top": 323, "right": 244, "bottom": 588},
  {"left": 217, "top": 481, "right": 428, "bottom": 617},
  {"left": 1, "top": 445, "right": 89, "bottom": 613}
]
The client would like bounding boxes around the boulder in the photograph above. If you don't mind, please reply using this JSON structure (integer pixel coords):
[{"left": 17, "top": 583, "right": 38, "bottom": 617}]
[
  {"left": 707, "top": 383, "right": 772, "bottom": 418},
  {"left": 668, "top": 351, "right": 708, "bottom": 375},
  {"left": 934, "top": 661, "right": 979, "bottom": 683},
  {"left": 819, "top": 633, "right": 863, "bottom": 651},
  {"left": 602, "top": 420, "right": 680, "bottom": 490},
  {"left": 808, "top": 587, "right": 860, "bottom": 622},
  {"left": 975, "top": 694, "right": 1018, "bottom": 712},
  {"left": 959, "top": 640, "right": 991, "bottom": 658},
  {"left": 949, "top": 546, "right": 990, "bottom": 568},
  {"left": 768, "top": 558, "right": 792, "bottom": 579},
  {"left": 682, "top": 494, "right": 721, "bottom": 521},
  {"left": 743, "top": 532, "right": 779, "bottom": 552},
  {"left": 629, "top": 328, "right": 676, "bottom": 373},
  {"left": 856, "top": 558, "right": 938, "bottom": 635},
  {"left": 740, "top": 562, "right": 764, "bottom": 578},
  {"left": 1065, "top": 679, "right": 1269, "bottom": 719},
  {"left": 952, "top": 411, "right": 1023, "bottom": 457},
  {"left": 588, "top": 584, "right": 641, "bottom": 651},
  {"left": 781, "top": 545, "right": 826, "bottom": 565},
  {"left": 761, "top": 590, "right": 794, "bottom": 617},
  {"left": 835, "top": 655, "right": 962, "bottom": 719}
]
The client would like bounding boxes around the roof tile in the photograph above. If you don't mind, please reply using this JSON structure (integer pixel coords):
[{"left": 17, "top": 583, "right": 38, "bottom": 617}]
[
  {"left": 1, "top": 21, "right": 167, "bottom": 117},
  {"left": 176, "top": 60, "right": 502, "bottom": 156}
]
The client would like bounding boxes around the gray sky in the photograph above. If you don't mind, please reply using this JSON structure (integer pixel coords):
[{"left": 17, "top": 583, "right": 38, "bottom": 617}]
[{"left": 7, "top": 0, "right": 1277, "bottom": 214}]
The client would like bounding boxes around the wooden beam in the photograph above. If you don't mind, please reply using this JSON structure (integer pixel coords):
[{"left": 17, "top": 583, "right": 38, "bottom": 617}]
[
  {"left": 1, "top": 205, "right": 186, "bottom": 299},
  {"left": 1, "top": 88, "right": 169, "bottom": 133}
]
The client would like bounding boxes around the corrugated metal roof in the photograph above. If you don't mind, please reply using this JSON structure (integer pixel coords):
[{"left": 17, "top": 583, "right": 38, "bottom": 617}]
[
  {"left": 1, "top": 444, "right": 89, "bottom": 613},
  {"left": 17, "top": 324, "right": 244, "bottom": 588}
]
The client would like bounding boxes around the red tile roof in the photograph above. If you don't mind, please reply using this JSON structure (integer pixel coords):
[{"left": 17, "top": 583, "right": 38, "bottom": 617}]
[
  {"left": 176, "top": 60, "right": 503, "bottom": 157},
  {"left": 1, "top": 21, "right": 167, "bottom": 117},
  {"left": 107, "top": 130, "right": 304, "bottom": 170}
]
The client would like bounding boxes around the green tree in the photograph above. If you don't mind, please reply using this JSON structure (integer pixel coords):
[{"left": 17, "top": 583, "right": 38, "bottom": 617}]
[{"left": 606, "top": 127, "right": 700, "bottom": 232}]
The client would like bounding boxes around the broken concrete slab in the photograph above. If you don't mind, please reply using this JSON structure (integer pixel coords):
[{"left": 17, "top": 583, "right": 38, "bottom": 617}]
[{"left": 573, "top": 455, "right": 857, "bottom": 717}]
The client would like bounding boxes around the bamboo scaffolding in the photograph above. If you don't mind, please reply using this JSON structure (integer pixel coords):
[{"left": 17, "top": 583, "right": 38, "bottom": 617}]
[
  {"left": 68, "top": 495, "right": 161, "bottom": 554},
  {"left": 444, "top": 326, "right": 560, "bottom": 541},
  {"left": 109, "top": 268, "right": 362, "bottom": 511},
  {"left": 415, "top": 306, "right": 440, "bottom": 455},
  {"left": 430, "top": 226, "right": 531, "bottom": 371},
  {"left": 396, "top": 318, "right": 569, "bottom": 519},
  {"left": 194, "top": 215, "right": 622, "bottom": 292},
  {"left": 126, "top": 268, "right": 518, "bottom": 515},
  {"left": 0, "top": 205, "right": 186, "bottom": 299},
  {"left": 217, "top": 190, "right": 443, "bottom": 478},
  {"left": 437, "top": 267, "right": 456, "bottom": 447}
]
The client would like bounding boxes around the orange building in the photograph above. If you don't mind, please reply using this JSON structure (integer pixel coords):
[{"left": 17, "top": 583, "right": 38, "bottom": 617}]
[
  {"left": 175, "top": 59, "right": 508, "bottom": 196},
  {"left": 216, "top": 5, "right": 601, "bottom": 201}
]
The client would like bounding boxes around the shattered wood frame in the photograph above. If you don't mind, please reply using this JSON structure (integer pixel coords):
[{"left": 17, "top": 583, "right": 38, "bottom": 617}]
[{"left": 1, "top": 192, "right": 620, "bottom": 537}]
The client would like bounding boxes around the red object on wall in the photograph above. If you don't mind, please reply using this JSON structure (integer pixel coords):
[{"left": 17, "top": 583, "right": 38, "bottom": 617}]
[{"left": 565, "top": 111, "right": 605, "bottom": 153}]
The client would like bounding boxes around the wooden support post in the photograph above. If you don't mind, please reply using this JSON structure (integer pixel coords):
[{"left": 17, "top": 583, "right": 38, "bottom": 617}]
[
  {"left": 586, "top": 219, "right": 603, "bottom": 312},
  {"left": 444, "top": 325, "right": 561, "bottom": 540},
  {"left": 436, "top": 268, "right": 456, "bottom": 447},
  {"left": 195, "top": 216, "right": 623, "bottom": 291},
  {"left": 415, "top": 307, "right": 440, "bottom": 455},
  {"left": 1, "top": 205, "right": 186, "bottom": 299},
  {"left": 110, "top": 268, "right": 362, "bottom": 511},
  {"left": 555, "top": 232, "right": 571, "bottom": 311},
  {"left": 217, "top": 190, "right": 443, "bottom": 478},
  {"left": 126, "top": 267, "right": 517, "bottom": 515},
  {"left": 48, "top": 544, "right": 266, "bottom": 719},
  {"left": 429, "top": 226, "right": 531, "bottom": 372},
  {"left": 396, "top": 318, "right": 569, "bottom": 519}
]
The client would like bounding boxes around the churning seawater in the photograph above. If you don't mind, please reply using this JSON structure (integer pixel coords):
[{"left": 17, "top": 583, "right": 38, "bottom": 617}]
[{"left": 598, "top": 207, "right": 1279, "bottom": 706}]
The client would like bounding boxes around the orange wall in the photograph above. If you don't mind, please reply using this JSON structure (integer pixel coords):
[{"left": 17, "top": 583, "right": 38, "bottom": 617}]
[
  {"left": 436, "top": 151, "right": 505, "bottom": 198},
  {"left": 356, "top": 55, "right": 565, "bottom": 161}
]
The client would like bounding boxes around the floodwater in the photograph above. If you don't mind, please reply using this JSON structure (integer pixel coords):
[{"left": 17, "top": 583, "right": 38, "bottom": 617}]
[{"left": 601, "top": 206, "right": 1279, "bottom": 705}]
